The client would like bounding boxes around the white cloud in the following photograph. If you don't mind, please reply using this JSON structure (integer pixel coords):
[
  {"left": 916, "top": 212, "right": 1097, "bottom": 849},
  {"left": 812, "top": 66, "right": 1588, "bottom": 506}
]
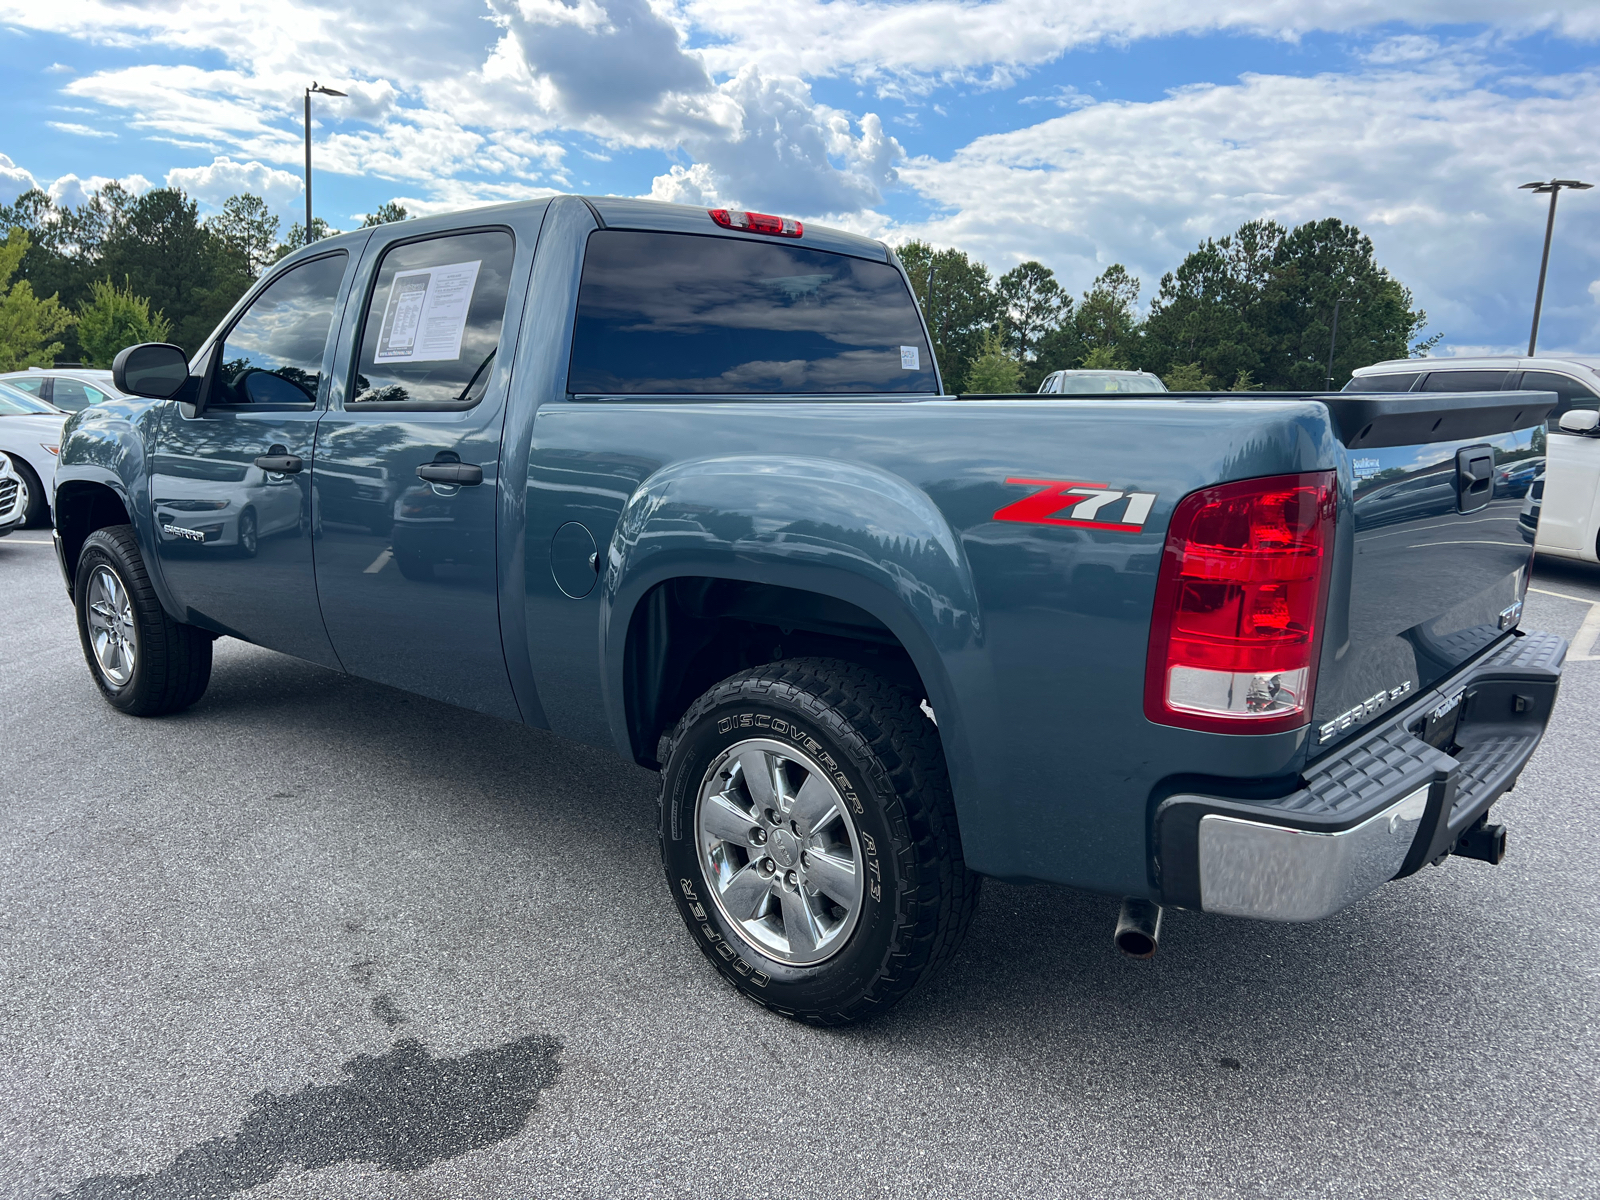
[
  {"left": 165, "top": 156, "right": 304, "bottom": 209},
  {"left": 47, "top": 121, "right": 116, "bottom": 138},
  {"left": 891, "top": 49, "right": 1600, "bottom": 349},
  {"left": 47, "top": 172, "right": 152, "bottom": 209},
  {"left": 0, "top": 153, "right": 38, "bottom": 204}
]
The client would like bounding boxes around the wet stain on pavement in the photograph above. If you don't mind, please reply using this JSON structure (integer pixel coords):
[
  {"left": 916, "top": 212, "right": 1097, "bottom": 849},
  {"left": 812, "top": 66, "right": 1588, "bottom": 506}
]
[
  {"left": 1218, "top": 1056, "right": 1243, "bottom": 1070},
  {"left": 55, "top": 1034, "right": 562, "bottom": 1199},
  {"left": 371, "top": 994, "right": 408, "bottom": 1028}
]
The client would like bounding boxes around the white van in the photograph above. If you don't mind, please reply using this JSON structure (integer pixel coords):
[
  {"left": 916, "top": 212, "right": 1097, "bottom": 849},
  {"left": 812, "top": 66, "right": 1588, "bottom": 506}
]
[{"left": 1348, "top": 356, "right": 1600, "bottom": 564}]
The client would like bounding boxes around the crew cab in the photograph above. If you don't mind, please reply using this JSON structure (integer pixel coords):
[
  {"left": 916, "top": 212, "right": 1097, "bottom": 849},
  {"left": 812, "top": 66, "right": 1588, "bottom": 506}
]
[{"left": 52, "top": 198, "right": 1568, "bottom": 1024}]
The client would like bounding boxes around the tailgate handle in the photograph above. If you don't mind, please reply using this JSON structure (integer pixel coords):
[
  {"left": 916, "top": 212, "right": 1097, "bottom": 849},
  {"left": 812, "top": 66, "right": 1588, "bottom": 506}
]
[{"left": 1456, "top": 447, "right": 1494, "bottom": 513}]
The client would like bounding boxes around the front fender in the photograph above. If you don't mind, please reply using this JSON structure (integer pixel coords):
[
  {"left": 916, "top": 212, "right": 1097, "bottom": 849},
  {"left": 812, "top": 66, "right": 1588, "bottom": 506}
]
[
  {"left": 601, "top": 454, "right": 993, "bottom": 815},
  {"left": 54, "top": 399, "right": 176, "bottom": 612}
]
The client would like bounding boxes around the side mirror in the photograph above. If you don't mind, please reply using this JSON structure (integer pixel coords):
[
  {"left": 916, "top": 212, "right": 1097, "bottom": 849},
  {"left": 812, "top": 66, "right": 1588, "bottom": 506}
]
[
  {"left": 1558, "top": 409, "right": 1600, "bottom": 434},
  {"left": 112, "top": 343, "right": 190, "bottom": 400}
]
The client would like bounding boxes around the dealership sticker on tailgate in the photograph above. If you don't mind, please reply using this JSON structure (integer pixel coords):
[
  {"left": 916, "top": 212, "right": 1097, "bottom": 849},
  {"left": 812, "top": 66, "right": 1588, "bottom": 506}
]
[{"left": 994, "top": 478, "right": 1157, "bottom": 533}]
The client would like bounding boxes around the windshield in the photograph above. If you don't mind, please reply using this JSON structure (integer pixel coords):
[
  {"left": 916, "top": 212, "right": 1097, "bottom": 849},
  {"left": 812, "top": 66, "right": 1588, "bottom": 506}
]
[
  {"left": 1052, "top": 372, "right": 1166, "bottom": 395},
  {"left": 0, "top": 381, "right": 63, "bottom": 415}
]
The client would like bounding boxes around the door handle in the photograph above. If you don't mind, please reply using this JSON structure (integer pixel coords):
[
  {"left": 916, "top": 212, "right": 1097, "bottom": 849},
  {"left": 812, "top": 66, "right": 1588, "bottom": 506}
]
[
  {"left": 417, "top": 462, "right": 484, "bottom": 486},
  {"left": 255, "top": 454, "right": 303, "bottom": 473}
]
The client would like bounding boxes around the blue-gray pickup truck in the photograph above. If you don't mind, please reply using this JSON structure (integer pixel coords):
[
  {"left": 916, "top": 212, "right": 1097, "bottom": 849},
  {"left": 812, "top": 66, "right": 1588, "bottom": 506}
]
[{"left": 53, "top": 196, "right": 1567, "bottom": 1024}]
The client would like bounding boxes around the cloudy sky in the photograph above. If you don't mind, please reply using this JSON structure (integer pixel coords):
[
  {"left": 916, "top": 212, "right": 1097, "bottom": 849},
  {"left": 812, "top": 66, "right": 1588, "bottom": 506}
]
[{"left": 1, "top": 1, "right": 1598, "bottom": 354}]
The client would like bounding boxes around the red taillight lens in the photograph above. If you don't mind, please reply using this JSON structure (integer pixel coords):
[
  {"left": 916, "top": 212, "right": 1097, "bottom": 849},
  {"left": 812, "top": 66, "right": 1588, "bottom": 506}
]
[
  {"left": 1145, "top": 471, "right": 1336, "bottom": 734},
  {"left": 709, "top": 208, "right": 804, "bottom": 237}
]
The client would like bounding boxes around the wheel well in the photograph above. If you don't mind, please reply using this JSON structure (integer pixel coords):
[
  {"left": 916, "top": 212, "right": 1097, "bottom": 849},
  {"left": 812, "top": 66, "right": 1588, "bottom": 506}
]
[
  {"left": 624, "top": 578, "right": 928, "bottom": 768},
  {"left": 55, "top": 481, "right": 131, "bottom": 598}
]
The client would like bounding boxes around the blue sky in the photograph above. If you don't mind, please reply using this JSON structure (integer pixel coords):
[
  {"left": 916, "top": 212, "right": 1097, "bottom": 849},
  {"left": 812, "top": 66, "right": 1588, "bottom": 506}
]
[{"left": 2, "top": 1, "right": 1599, "bottom": 355}]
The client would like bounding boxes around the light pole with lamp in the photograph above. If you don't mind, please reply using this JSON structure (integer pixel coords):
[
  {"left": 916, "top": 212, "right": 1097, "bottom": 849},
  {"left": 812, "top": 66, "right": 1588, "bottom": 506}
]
[
  {"left": 304, "top": 82, "right": 347, "bottom": 246},
  {"left": 1520, "top": 178, "right": 1593, "bottom": 355}
]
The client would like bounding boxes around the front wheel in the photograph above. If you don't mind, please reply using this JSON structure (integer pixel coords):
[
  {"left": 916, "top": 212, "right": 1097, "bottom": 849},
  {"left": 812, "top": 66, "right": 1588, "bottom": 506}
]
[
  {"left": 659, "top": 658, "right": 980, "bottom": 1025},
  {"left": 75, "top": 525, "right": 213, "bottom": 716}
]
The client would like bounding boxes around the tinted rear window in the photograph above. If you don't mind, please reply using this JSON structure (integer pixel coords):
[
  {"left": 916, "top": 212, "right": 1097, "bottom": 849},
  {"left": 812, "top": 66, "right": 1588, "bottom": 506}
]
[
  {"left": 1344, "top": 372, "right": 1419, "bottom": 392},
  {"left": 568, "top": 231, "right": 937, "bottom": 395},
  {"left": 1419, "top": 370, "right": 1511, "bottom": 391}
]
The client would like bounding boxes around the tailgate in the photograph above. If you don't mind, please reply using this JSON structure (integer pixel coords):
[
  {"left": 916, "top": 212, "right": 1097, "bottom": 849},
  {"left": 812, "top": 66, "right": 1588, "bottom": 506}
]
[{"left": 1310, "top": 389, "right": 1554, "bottom": 754}]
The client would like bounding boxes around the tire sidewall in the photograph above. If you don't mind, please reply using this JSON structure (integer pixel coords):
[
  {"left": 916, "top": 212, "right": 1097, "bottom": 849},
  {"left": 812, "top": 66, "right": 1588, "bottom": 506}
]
[
  {"left": 74, "top": 539, "right": 145, "bottom": 710},
  {"left": 14, "top": 458, "right": 47, "bottom": 528},
  {"left": 661, "top": 688, "right": 906, "bottom": 1015}
]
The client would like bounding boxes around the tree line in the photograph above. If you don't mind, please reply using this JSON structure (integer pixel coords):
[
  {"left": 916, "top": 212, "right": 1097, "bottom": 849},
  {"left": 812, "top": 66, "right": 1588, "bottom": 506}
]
[
  {"left": 0, "top": 183, "right": 408, "bottom": 370},
  {"left": 902, "top": 217, "right": 1440, "bottom": 393},
  {"left": 0, "top": 181, "right": 1435, "bottom": 391}
]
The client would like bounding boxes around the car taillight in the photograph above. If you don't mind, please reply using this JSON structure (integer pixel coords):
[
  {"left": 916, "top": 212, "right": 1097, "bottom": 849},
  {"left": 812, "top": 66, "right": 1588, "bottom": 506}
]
[
  {"left": 1145, "top": 471, "right": 1336, "bottom": 734},
  {"left": 709, "top": 208, "right": 803, "bottom": 237}
]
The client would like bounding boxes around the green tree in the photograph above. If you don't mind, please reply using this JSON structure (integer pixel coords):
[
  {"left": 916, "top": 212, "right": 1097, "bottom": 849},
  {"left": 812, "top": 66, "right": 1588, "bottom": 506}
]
[
  {"left": 1162, "top": 361, "right": 1215, "bottom": 391},
  {"left": 0, "top": 229, "right": 75, "bottom": 370},
  {"left": 964, "top": 327, "right": 1024, "bottom": 393},
  {"left": 996, "top": 261, "right": 1069, "bottom": 390},
  {"left": 99, "top": 187, "right": 252, "bottom": 353},
  {"left": 76, "top": 277, "right": 172, "bottom": 367},
  {"left": 273, "top": 217, "right": 343, "bottom": 262},
  {"left": 1075, "top": 265, "right": 1141, "bottom": 364},
  {"left": 1259, "top": 218, "right": 1437, "bottom": 389},
  {"left": 898, "top": 241, "right": 999, "bottom": 392},
  {"left": 361, "top": 201, "right": 411, "bottom": 227},
  {"left": 1080, "top": 345, "right": 1128, "bottom": 370},
  {"left": 207, "top": 194, "right": 281, "bottom": 277}
]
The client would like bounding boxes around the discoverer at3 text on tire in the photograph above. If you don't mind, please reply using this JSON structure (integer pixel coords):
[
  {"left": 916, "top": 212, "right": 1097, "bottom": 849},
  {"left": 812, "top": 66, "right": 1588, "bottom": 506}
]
[
  {"left": 73, "top": 525, "right": 214, "bottom": 717},
  {"left": 658, "top": 658, "right": 980, "bottom": 1025}
]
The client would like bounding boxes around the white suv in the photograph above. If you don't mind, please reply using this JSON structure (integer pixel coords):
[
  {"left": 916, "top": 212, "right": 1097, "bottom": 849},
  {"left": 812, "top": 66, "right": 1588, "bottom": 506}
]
[{"left": 1348, "top": 356, "right": 1600, "bottom": 564}]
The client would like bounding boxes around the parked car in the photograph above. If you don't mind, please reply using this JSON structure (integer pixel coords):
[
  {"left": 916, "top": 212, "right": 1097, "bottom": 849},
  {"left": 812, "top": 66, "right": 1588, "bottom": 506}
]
[
  {"left": 0, "top": 452, "right": 25, "bottom": 538},
  {"left": 1037, "top": 369, "right": 1168, "bottom": 394},
  {"left": 1348, "top": 356, "right": 1600, "bottom": 562},
  {"left": 1520, "top": 473, "right": 1543, "bottom": 545},
  {"left": 0, "top": 380, "right": 67, "bottom": 527},
  {"left": 54, "top": 197, "right": 1568, "bottom": 1025},
  {"left": 0, "top": 367, "right": 125, "bottom": 413}
]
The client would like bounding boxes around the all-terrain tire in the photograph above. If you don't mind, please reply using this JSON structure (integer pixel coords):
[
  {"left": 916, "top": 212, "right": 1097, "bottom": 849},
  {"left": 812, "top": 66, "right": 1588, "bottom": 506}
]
[
  {"left": 659, "top": 658, "right": 980, "bottom": 1025},
  {"left": 74, "top": 525, "right": 213, "bottom": 716}
]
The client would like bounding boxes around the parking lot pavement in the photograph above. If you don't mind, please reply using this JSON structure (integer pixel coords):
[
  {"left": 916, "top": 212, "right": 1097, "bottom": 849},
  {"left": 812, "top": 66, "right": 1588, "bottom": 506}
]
[{"left": 2, "top": 531, "right": 1598, "bottom": 1200}]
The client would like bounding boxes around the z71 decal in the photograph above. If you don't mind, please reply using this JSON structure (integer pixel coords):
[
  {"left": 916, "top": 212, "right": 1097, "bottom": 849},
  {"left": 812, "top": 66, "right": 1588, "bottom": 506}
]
[{"left": 993, "top": 478, "right": 1158, "bottom": 533}]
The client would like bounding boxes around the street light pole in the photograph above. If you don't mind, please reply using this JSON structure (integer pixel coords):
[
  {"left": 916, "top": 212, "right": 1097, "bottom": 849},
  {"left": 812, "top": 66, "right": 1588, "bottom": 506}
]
[
  {"left": 1325, "top": 296, "right": 1354, "bottom": 390},
  {"left": 303, "top": 82, "right": 347, "bottom": 246},
  {"left": 1520, "top": 178, "right": 1593, "bottom": 356}
]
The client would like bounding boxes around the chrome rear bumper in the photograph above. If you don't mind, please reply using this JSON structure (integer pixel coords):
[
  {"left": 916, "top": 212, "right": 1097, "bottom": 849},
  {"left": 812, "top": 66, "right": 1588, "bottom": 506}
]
[{"left": 1155, "top": 629, "right": 1567, "bottom": 922}]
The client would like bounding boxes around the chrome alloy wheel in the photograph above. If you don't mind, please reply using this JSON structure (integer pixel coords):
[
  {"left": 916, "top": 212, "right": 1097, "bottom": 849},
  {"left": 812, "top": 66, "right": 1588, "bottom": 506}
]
[
  {"left": 85, "top": 564, "right": 138, "bottom": 687},
  {"left": 695, "top": 737, "right": 866, "bottom": 966}
]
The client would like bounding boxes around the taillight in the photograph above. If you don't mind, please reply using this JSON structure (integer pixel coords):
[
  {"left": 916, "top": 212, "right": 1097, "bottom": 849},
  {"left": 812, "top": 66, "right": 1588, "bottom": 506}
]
[
  {"left": 709, "top": 208, "right": 803, "bottom": 238},
  {"left": 1145, "top": 471, "right": 1336, "bottom": 734}
]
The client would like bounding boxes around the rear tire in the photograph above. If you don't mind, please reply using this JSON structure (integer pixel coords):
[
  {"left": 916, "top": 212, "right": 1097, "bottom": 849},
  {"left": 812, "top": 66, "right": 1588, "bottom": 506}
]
[
  {"left": 75, "top": 525, "right": 213, "bottom": 716},
  {"left": 659, "top": 658, "right": 980, "bottom": 1025}
]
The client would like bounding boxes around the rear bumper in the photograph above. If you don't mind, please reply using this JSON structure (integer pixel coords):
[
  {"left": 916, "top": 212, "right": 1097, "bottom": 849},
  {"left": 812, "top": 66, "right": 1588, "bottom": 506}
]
[{"left": 1155, "top": 628, "right": 1567, "bottom": 921}]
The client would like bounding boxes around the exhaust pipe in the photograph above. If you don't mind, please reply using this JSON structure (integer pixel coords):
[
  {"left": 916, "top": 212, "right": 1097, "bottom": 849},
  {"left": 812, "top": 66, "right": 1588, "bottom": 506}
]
[
  {"left": 1453, "top": 817, "right": 1507, "bottom": 865},
  {"left": 1114, "top": 898, "right": 1163, "bottom": 958}
]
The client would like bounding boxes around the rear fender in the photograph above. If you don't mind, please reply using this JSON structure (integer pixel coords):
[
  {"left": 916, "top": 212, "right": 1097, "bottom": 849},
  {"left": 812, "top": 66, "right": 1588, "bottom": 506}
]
[{"left": 602, "top": 455, "right": 989, "bottom": 815}]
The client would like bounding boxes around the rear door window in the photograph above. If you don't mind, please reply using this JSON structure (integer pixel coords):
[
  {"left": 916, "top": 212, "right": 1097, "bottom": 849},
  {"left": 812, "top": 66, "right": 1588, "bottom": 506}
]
[
  {"left": 50, "top": 378, "right": 107, "bottom": 412},
  {"left": 1521, "top": 369, "right": 1600, "bottom": 429},
  {"left": 213, "top": 252, "right": 348, "bottom": 408},
  {"left": 349, "top": 229, "right": 516, "bottom": 410},
  {"left": 1419, "top": 370, "right": 1512, "bottom": 391},
  {"left": 1344, "top": 373, "right": 1419, "bottom": 392},
  {"left": 568, "top": 231, "right": 937, "bottom": 395}
]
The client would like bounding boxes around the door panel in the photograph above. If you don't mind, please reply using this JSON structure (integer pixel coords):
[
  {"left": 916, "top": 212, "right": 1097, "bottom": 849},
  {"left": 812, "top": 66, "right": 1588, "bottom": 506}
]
[
  {"left": 312, "top": 227, "right": 522, "bottom": 719},
  {"left": 151, "top": 251, "right": 350, "bottom": 665}
]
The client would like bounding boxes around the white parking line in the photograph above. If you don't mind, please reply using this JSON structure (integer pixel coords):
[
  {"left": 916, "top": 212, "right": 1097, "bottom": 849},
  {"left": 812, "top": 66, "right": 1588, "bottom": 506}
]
[
  {"left": 2, "top": 537, "right": 52, "bottom": 545},
  {"left": 1529, "top": 587, "right": 1600, "bottom": 661},
  {"left": 364, "top": 549, "right": 393, "bottom": 574}
]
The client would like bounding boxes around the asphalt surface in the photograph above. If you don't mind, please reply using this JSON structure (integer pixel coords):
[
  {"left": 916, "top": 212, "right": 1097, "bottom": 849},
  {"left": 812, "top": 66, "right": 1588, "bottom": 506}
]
[{"left": 2, "top": 530, "right": 1598, "bottom": 1200}]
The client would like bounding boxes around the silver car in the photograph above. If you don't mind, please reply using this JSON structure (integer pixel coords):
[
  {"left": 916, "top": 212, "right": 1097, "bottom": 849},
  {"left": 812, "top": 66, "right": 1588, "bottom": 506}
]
[
  {"left": 1038, "top": 369, "right": 1168, "bottom": 395},
  {"left": 0, "top": 368, "right": 125, "bottom": 413},
  {"left": 0, "top": 452, "right": 25, "bottom": 538}
]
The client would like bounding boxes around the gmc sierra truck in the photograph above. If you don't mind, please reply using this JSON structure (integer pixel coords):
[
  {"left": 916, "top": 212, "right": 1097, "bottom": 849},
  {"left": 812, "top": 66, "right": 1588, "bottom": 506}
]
[{"left": 53, "top": 196, "right": 1567, "bottom": 1025}]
